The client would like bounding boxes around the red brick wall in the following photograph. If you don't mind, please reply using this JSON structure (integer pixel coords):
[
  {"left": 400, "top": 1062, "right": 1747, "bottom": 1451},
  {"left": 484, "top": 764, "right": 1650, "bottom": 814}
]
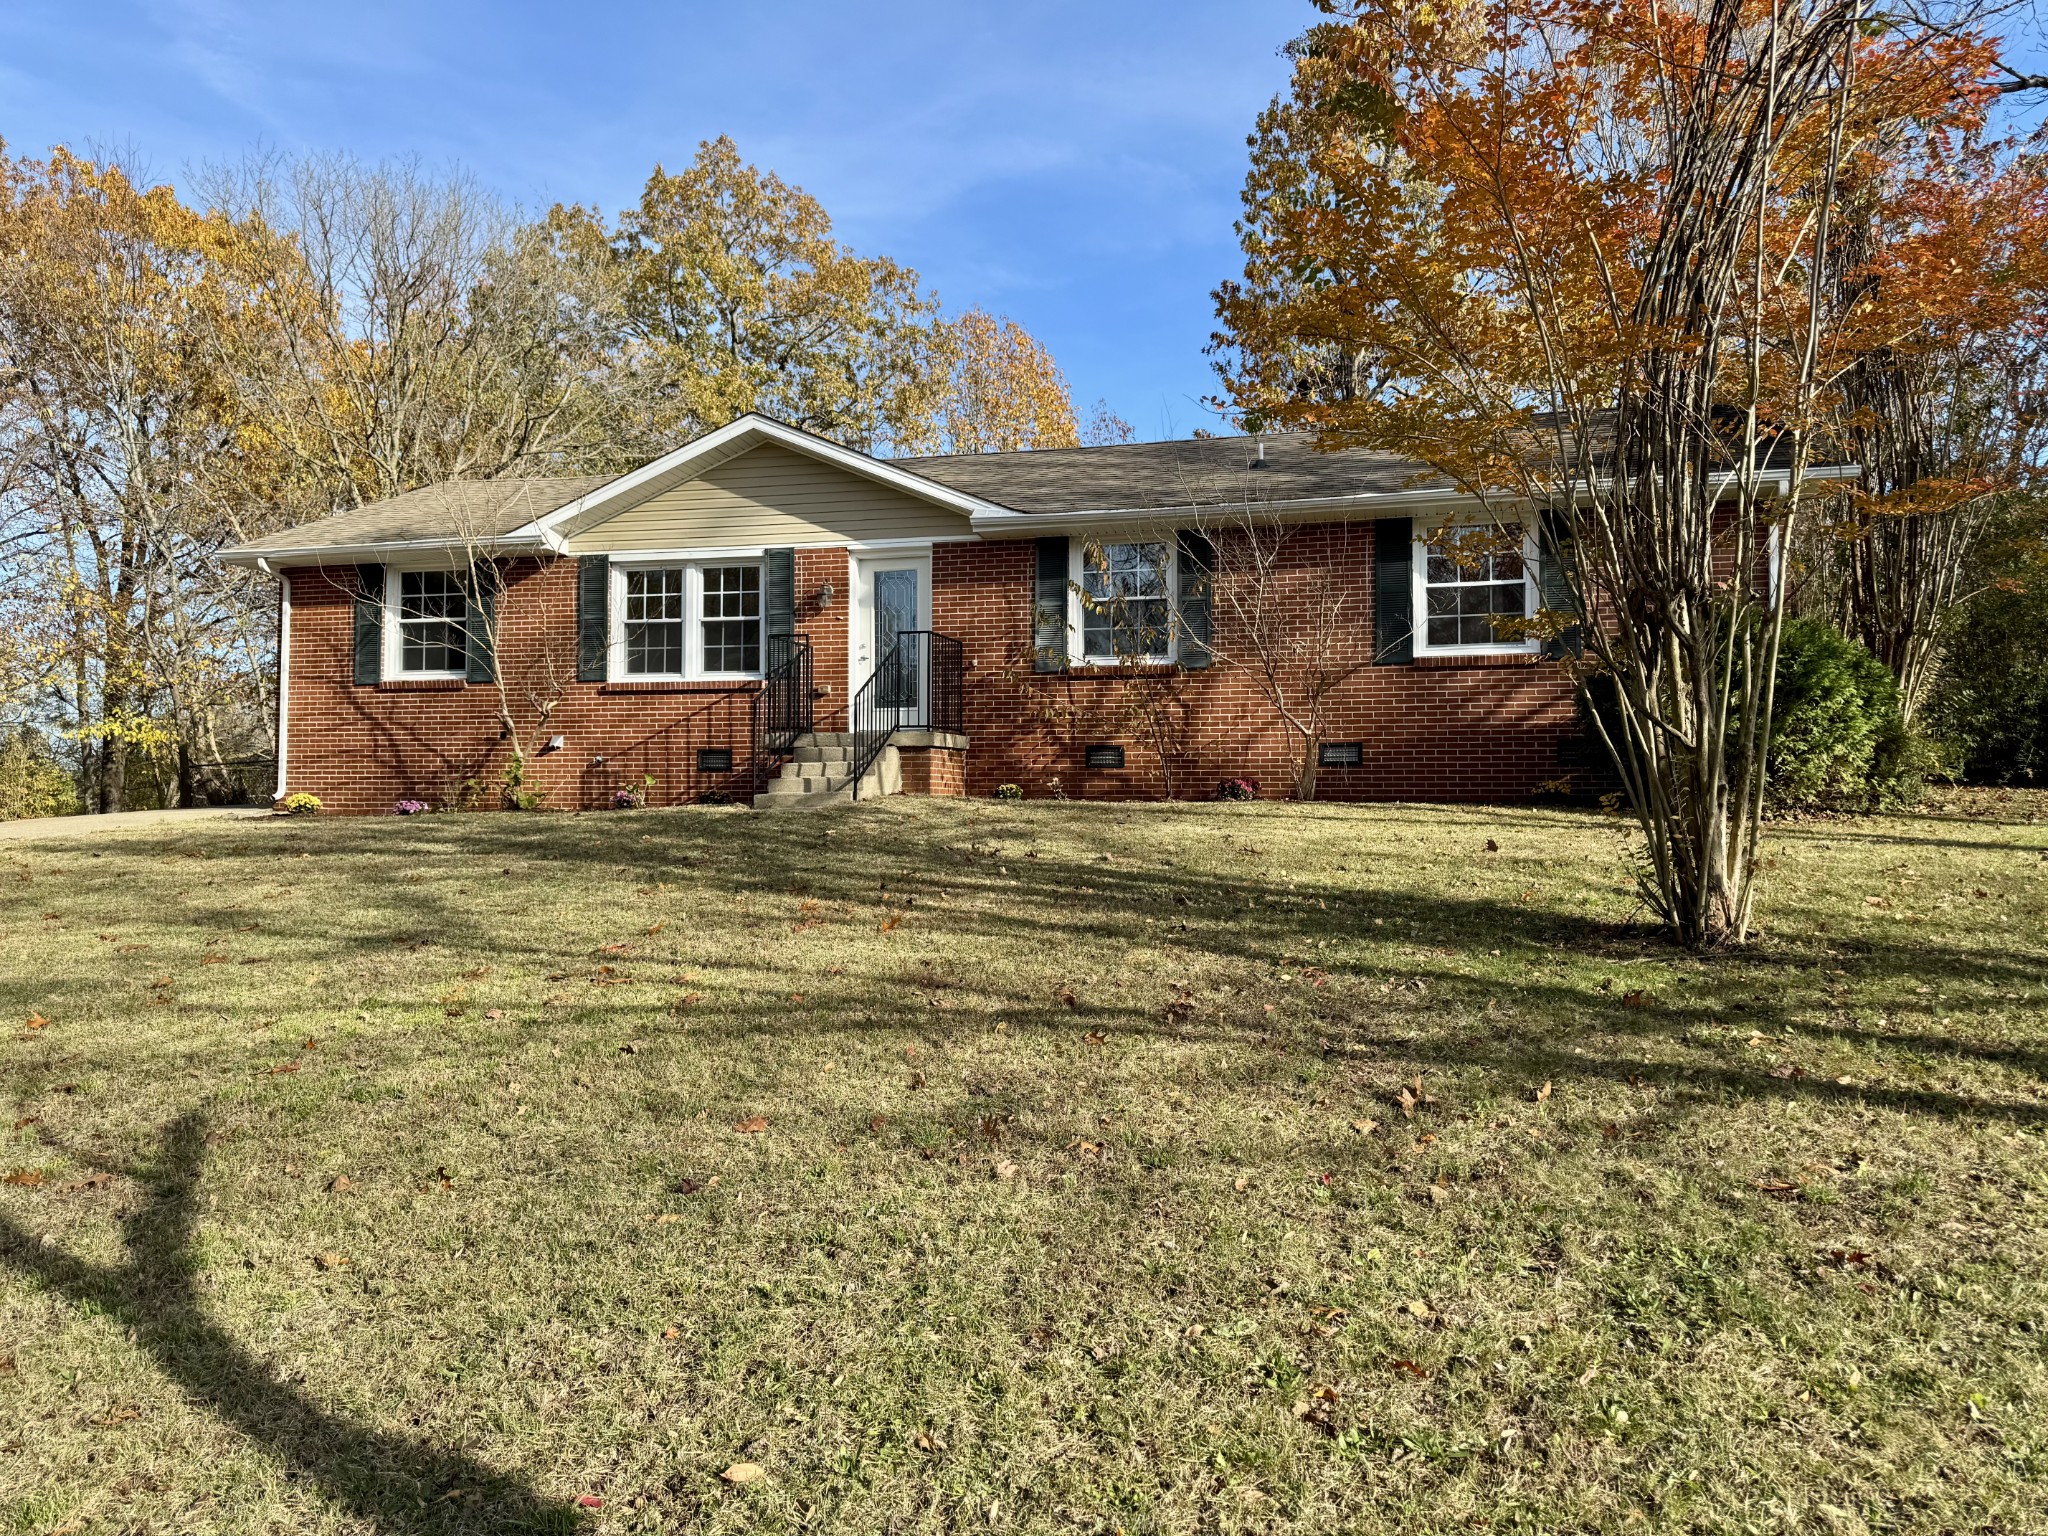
[
  {"left": 898, "top": 746, "right": 968, "bottom": 797},
  {"left": 932, "top": 528, "right": 1579, "bottom": 803},
  {"left": 281, "top": 527, "right": 1581, "bottom": 814},
  {"left": 282, "top": 557, "right": 841, "bottom": 815}
]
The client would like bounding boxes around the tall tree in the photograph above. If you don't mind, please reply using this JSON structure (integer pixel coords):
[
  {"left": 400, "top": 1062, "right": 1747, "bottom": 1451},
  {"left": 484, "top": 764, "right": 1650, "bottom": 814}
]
[
  {"left": 199, "top": 153, "right": 634, "bottom": 516},
  {"left": 553, "top": 137, "right": 951, "bottom": 454},
  {"left": 909, "top": 308, "right": 1082, "bottom": 454},
  {"left": 0, "top": 143, "right": 296, "bottom": 810},
  {"left": 1214, "top": 0, "right": 2014, "bottom": 945}
]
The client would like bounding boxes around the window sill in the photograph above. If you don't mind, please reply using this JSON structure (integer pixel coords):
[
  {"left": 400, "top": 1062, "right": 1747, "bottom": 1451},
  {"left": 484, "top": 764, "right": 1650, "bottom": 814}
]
[
  {"left": 376, "top": 677, "right": 467, "bottom": 691},
  {"left": 1047, "top": 661, "right": 1181, "bottom": 678},
  {"left": 1410, "top": 650, "right": 1548, "bottom": 669},
  {"left": 599, "top": 679, "right": 764, "bottom": 694}
]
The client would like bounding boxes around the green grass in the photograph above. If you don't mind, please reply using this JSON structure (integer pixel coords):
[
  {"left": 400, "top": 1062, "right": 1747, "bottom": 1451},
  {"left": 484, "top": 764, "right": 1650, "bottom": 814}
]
[{"left": 1, "top": 792, "right": 2045, "bottom": 1535}]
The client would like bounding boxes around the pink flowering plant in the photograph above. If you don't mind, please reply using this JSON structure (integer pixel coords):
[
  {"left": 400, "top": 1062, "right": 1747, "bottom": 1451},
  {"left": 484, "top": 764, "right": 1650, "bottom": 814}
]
[{"left": 1215, "top": 777, "right": 1260, "bottom": 802}]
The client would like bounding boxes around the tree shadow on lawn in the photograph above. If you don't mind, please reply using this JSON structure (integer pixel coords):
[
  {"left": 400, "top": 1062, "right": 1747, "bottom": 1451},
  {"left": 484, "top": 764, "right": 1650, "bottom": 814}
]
[
  {"left": 14, "top": 805, "right": 2045, "bottom": 1130},
  {"left": 0, "top": 1111, "right": 578, "bottom": 1535}
]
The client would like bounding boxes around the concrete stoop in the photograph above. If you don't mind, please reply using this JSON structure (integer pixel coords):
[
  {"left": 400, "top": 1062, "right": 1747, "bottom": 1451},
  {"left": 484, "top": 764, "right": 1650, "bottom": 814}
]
[{"left": 753, "top": 733, "right": 902, "bottom": 810}]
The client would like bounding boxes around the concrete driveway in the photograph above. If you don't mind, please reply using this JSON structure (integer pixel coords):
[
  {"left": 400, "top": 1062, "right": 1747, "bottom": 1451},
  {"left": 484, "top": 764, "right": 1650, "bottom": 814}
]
[{"left": 0, "top": 806, "right": 276, "bottom": 842}]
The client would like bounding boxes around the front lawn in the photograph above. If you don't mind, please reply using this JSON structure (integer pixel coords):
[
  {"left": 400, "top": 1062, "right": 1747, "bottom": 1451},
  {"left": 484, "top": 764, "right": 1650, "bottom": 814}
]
[{"left": 2, "top": 795, "right": 2045, "bottom": 1534}]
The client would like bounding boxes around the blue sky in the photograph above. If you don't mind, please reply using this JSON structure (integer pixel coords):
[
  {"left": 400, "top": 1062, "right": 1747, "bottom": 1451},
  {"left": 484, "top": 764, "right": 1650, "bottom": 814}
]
[{"left": 0, "top": 0, "right": 1308, "bottom": 441}]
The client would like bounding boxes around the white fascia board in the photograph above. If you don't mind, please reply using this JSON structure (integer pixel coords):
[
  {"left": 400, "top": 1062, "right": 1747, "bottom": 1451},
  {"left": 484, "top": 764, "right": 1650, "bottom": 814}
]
[
  {"left": 516, "top": 414, "right": 1011, "bottom": 550},
  {"left": 219, "top": 534, "right": 547, "bottom": 569}
]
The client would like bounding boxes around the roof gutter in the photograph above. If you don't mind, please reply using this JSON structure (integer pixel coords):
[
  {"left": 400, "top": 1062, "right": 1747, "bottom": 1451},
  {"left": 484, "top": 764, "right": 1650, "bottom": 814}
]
[
  {"left": 965, "top": 464, "right": 1860, "bottom": 536},
  {"left": 219, "top": 533, "right": 548, "bottom": 569}
]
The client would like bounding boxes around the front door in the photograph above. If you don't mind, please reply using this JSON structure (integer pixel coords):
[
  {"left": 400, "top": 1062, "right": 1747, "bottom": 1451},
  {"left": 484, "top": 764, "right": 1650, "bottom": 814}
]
[{"left": 850, "top": 552, "right": 931, "bottom": 724}]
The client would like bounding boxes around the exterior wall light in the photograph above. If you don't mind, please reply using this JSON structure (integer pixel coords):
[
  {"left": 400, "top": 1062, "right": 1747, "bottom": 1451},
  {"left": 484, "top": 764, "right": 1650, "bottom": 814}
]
[{"left": 817, "top": 582, "right": 835, "bottom": 608}]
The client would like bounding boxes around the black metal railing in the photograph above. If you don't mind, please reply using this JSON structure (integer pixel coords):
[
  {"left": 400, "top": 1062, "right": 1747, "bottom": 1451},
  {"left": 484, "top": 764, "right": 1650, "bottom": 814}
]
[
  {"left": 846, "top": 630, "right": 964, "bottom": 800},
  {"left": 748, "top": 633, "right": 815, "bottom": 795}
]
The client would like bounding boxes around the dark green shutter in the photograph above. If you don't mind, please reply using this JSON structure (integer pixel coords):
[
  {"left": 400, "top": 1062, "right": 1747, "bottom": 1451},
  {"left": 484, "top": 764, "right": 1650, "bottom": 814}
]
[
  {"left": 576, "top": 555, "right": 609, "bottom": 682},
  {"left": 1176, "top": 529, "right": 1213, "bottom": 670},
  {"left": 1374, "top": 518, "right": 1413, "bottom": 665},
  {"left": 352, "top": 563, "right": 384, "bottom": 686},
  {"left": 1538, "top": 509, "right": 1582, "bottom": 659},
  {"left": 463, "top": 563, "right": 498, "bottom": 684},
  {"left": 1033, "top": 537, "right": 1069, "bottom": 673},
  {"left": 765, "top": 547, "right": 795, "bottom": 643}
]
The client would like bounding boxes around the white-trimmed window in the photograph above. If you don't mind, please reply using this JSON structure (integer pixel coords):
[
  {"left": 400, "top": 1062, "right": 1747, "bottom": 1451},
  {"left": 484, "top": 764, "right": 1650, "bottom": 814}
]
[
  {"left": 389, "top": 568, "right": 467, "bottom": 678},
  {"left": 612, "top": 561, "right": 764, "bottom": 680},
  {"left": 1072, "top": 540, "right": 1176, "bottom": 664},
  {"left": 1415, "top": 525, "right": 1539, "bottom": 654}
]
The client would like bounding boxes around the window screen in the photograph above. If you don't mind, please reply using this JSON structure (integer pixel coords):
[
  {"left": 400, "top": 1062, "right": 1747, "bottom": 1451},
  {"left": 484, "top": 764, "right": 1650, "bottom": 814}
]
[
  {"left": 1081, "top": 543, "right": 1172, "bottom": 661},
  {"left": 398, "top": 570, "right": 466, "bottom": 674},
  {"left": 623, "top": 567, "right": 686, "bottom": 675},
  {"left": 700, "top": 566, "right": 762, "bottom": 675},
  {"left": 1423, "top": 530, "right": 1530, "bottom": 648}
]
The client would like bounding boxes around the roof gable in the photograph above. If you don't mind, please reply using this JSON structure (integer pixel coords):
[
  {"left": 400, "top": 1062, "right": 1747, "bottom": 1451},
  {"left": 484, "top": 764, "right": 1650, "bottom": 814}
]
[{"left": 526, "top": 414, "right": 1002, "bottom": 547}]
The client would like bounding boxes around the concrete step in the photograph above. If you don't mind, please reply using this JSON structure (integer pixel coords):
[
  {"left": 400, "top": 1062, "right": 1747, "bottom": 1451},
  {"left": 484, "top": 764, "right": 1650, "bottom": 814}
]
[{"left": 754, "top": 744, "right": 901, "bottom": 810}]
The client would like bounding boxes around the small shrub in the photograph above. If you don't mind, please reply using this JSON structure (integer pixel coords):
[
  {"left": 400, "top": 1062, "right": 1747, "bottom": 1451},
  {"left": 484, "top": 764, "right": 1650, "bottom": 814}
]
[
  {"left": 1216, "top": 777, "right": 1260, "bottom": 802},
  {"left": 279, "top": 791, "right": 322, "bottom": 815},
  {"left": 393, "top": 799, "right": 431, "bottom": 816},
  {"left": 1769, "top": 618, "right": 1924, "bottom": 811},
  {"left": 612, "top": 787, "right": 644, "bottom": 810},
  {"left": 500, "top": 757, "right": 546, "bottom": 812},
  {"left": 993, "top": 783, "right": 1024, "bottom": 801}
]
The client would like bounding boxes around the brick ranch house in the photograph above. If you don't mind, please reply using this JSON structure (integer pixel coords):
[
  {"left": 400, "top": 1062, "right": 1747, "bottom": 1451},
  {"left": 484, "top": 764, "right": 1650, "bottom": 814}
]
[{"left": 224, "top": 413, "right": 1624, "bottom": 814}]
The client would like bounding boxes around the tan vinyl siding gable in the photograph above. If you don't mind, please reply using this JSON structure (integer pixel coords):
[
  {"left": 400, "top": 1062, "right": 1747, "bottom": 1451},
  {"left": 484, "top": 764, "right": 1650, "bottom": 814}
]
[{"left": 560, "top": 443, "right": 971, "bottom": 552}]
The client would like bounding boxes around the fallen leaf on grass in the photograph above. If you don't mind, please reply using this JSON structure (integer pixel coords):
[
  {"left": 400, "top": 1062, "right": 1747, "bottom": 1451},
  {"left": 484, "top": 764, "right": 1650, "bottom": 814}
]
[
  {"left": 879, "top": 914, "right": 904, "bottom": 934},
  {"left": 599, "top": 942, "right": 633, "bottom": 956},
  {"left": 12, "top": 1115, "right": 39, "bottom": 1131},
  {"left": 23, "top": 1014, "right": 48, "bottom": 1031},
  {"left": 993, "top": 1160, "right": 1019, "bottom": 1180},
  {"left": 577, "top": 1494, "right": 604, "bottom": 1509},
  {"left": 1403, "top": 1298, "right": 1432, "bottom": 1318},
  {"left": 661, "top": 1326, "right": 680, "bottom": 1340},
  {"left": 1622, "top": 989, "right": 1657, "bottom": 1008},
  {"left": 327, "top": 1175, "right": 354, "bottom": 1194},
  {"left": 1057, "top": 987, "right": 1079, "bottom": 1008},
  {"left": 1535, "top": 1081, "right": 1552, "bottom": 1103},
  {"left": 1233, "top": 1176, "right": 1248, "bottom": 1192},
  {"left": 1391, "top": 1359, "right": 1428, "bottom": 1379},
  {"left": 647, "top": 1213, "right": 683, "bottom": 1224},
  {"left": 312, "top": 1252, "right": 348, "bottom": 1271},
  {"left": 646, "top": 921, "right": 666, "bottom": 937},
  {"left": 3, "top": 1170, "right": 44, "bottom": 1187},
  {"left": 1484, "top": 839, "right": 1499, "bottom": 853},
  {"left": 733, "top": 1115, "right": 769, "bottom": 1134},
  {"left": 722, "top": 1463, "right": 767, "bottom": 1485},
  {"left": 1351, "top": 1118, "right": 1379, "bottom": 1135},
  {"left": 267, "top": 1061, "right": 300, "bottom": 1076}
]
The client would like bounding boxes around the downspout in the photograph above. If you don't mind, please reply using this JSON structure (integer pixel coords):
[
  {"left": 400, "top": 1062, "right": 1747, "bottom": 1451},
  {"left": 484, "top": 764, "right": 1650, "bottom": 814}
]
[{"left": 260, "top": 558, "right": 290, "bottom": 805}]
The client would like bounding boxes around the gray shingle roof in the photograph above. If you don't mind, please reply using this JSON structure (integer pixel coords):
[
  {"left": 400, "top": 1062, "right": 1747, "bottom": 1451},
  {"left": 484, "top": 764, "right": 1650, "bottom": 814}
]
[
  {"left": 898, "top": 433, "right": 1445, "bottom": 513},
  {"left": 225, "top": 475, "right": 617, "bottom": 558},
  {"left": 223, "top": 432, "right": 1446, "bottom": 561}
]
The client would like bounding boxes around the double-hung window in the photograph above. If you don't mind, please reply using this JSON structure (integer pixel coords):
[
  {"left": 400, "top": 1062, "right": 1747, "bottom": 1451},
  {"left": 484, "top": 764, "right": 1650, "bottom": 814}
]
[
  {"left": 613, "top": 561, "right": 764, "bottom": 680},
  {"left": 1416, "top": 525, "right": 1538, "bottom": 654},
  {"left": 392, "top": 569, "right": 467, "bottom": 677},
  {"left": 622, "top": 568, "right": 687, "bottom": 676},
  {"left": 1076, "top": 540, "right": 1175, "bottom": 664}
]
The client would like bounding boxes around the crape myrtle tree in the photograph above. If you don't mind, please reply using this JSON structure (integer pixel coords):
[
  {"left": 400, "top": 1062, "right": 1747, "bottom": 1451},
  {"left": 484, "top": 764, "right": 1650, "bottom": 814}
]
[{"left": 1213, "top": 0, "right": 2024, "bottom": 945}]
